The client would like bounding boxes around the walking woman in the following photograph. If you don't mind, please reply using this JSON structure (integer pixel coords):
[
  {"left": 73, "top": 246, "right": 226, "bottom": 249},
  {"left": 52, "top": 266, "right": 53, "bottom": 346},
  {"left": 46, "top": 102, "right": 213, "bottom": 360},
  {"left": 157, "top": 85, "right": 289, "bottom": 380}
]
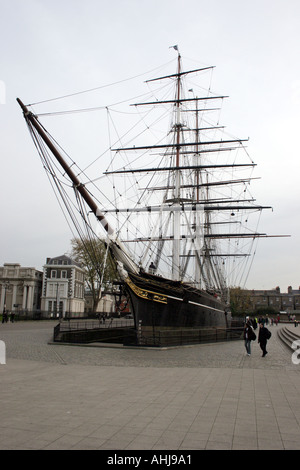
[{"left": 244, "top": 316, "right": 256, "bottom": 356}]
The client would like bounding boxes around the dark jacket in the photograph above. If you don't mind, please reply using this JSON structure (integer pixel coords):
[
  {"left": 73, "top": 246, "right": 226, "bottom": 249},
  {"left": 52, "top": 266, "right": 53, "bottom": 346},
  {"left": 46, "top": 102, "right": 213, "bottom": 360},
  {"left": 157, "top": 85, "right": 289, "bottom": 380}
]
[
  {"left": 244, "top": 321, "right": 256, "bottom": 341},
  {"left": 258, "top": 326, "right": 269, "bottom": 343}
]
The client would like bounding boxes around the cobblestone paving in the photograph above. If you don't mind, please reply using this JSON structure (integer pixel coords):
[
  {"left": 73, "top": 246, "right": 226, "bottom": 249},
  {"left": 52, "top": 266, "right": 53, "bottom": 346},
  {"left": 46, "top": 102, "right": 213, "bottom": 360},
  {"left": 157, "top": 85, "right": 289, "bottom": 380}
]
[
  {"left": 0, "top": 320, "right": 297, "bottom": 370},
  {"left": 1, "top": 321, "right": 300, "bottom": 450}
]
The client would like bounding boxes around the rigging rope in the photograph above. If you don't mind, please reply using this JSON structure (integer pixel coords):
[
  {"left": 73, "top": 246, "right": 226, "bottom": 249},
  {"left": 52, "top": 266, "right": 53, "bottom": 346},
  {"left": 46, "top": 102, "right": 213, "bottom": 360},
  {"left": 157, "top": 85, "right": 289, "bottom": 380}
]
[
  {"left": 26, "top": 118, "right": 113, "bottom": 285},
  {"left": 22, "top": 55, "right": 264, "bottom": 294},
  {"left": 27, "top": 59, "right": 176, "bottom": 106}
]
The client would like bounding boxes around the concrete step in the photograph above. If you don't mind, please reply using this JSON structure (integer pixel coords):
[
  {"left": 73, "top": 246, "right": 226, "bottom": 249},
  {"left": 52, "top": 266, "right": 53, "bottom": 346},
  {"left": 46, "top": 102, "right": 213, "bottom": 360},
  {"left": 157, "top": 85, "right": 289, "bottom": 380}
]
[{"left": 277, "top": 325, "right": 300, "bottom": 351}]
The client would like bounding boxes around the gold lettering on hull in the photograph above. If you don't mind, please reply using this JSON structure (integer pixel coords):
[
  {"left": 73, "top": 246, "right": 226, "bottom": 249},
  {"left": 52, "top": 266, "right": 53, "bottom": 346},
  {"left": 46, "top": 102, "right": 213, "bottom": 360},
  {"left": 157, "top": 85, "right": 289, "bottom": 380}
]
[{"left": 126, "top": 278, "right": 168, "bottom": 304}]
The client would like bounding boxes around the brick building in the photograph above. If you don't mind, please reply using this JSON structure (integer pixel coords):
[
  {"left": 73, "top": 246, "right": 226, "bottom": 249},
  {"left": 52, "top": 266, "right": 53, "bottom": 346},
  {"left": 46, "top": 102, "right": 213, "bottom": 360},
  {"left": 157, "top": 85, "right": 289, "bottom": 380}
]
[{"left": 247, "top": 286, "right": 300, "bottom": 314}]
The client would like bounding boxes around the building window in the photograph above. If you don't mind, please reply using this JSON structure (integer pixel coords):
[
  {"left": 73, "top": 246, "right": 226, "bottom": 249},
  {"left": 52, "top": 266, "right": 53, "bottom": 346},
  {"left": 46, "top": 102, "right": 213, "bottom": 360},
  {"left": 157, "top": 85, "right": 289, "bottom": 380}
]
[
  {"left": 51, "top": 270, "right": 57, "bottom": 278},
  {"left": 48, "top": 284, "right": 54, "bottom": 296},
  {"left": 62, "top": 271, "right": 67, "bottom": 279}
]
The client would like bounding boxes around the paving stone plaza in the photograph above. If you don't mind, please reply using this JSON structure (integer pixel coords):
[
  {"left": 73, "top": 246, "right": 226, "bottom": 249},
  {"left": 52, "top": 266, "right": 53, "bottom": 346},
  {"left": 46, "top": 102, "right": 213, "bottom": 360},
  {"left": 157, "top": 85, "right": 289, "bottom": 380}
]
[{"left": 0, "top": 320, "right": 300, "bottom": 450}]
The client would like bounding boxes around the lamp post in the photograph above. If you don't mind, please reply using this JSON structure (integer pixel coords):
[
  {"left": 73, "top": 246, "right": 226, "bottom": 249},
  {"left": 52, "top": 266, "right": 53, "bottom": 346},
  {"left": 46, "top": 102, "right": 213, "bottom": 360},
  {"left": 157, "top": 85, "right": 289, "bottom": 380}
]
[
  {"left": 3, "top": 281, "right": 10, "bottom": 313},
  {"left": 2, "top": 281, "right": 10, "bottom": 323},
  {"left": 56, "top": 282, "right": 60, "bottom": 318}
]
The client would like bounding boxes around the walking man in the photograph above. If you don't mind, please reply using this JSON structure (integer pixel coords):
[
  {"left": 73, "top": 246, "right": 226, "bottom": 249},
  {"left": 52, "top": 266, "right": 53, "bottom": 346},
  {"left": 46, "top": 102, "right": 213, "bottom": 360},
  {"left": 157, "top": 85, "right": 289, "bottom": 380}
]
[{"left": 258, "top": 322, "right": 271, "bottom": 357}]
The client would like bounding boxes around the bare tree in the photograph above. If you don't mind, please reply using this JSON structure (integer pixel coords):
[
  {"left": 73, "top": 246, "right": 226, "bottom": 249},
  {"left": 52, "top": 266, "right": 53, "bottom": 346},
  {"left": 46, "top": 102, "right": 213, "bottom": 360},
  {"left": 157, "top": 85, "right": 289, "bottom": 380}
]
[{"left": 70, "top": 237, "right": 118, "bottom": 312}]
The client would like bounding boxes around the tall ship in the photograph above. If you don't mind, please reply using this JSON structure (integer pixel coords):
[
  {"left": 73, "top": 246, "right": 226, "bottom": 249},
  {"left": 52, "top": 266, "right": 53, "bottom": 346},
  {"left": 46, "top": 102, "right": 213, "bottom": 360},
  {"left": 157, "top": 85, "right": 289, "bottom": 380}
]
[{"left": 17, "top": 48, "right": 273, "bottom": 334}]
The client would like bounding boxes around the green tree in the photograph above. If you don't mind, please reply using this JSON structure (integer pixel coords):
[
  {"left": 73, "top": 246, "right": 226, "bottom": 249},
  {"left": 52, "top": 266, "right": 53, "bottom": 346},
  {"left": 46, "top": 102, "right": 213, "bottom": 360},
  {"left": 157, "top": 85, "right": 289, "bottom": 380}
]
[
  {"left": 254, "top": 306, "right": 277, "bottom": 317},
  {"left": 229, "top": 287, "right": 252, "bottom": 317},
  {"left": 70, "top": 237, "right": 118, "bottom": 312}
]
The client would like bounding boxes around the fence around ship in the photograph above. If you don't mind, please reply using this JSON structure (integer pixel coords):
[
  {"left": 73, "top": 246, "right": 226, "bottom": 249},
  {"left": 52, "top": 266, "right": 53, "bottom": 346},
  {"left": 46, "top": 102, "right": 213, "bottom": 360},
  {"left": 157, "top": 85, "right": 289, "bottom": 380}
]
[
  {"left": 136, "top": 325, "right": 243, "bottom": 347},
  {"left": 53, "top": 318, "right": 244, "bottom": 347}
]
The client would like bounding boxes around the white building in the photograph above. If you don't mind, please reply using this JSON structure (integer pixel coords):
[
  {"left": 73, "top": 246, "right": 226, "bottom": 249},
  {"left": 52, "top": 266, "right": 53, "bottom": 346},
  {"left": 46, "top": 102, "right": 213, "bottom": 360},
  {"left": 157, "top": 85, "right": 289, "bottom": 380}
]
[
  {"left": 41, "top": 255, "right": 85, "bottom": 317},
  {"left": 84, "top": 290, "right": 115, "bottom": 314},
  {"left": 0, "top": 263, "right": 42, "bottom": 313}
]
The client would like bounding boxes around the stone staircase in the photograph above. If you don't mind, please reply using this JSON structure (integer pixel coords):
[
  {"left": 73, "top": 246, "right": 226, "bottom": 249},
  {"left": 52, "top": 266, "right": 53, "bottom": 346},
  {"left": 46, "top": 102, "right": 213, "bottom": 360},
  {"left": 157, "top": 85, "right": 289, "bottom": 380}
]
[{"left": 277, "top": 324, "right": 300, "bottom": 352}]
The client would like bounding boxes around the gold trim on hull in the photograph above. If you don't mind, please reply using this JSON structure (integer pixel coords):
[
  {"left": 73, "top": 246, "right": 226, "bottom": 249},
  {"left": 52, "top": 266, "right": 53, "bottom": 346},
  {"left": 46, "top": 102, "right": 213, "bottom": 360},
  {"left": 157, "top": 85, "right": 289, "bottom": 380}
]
[
  {"left": 125, "top": 276, "right": 225, "bottom": 315},
  {"left": 126, "top": 277, "right": 168, "bottom": 304}
]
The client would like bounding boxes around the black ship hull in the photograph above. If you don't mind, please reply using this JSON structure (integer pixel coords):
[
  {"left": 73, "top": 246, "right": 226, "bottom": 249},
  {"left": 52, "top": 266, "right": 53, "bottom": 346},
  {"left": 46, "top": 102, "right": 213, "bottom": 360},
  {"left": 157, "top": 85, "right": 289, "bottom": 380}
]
[{"left": 125, "top": 271, "right": 230, "bottom": 330}]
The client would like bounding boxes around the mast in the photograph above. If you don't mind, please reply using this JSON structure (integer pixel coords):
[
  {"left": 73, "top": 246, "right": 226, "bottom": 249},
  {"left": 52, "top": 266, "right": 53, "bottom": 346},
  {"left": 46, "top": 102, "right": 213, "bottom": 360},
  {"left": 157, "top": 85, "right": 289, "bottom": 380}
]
[
  {"left": 193, "top": 97, "right": 203, "bottom": 288},
  {"left": 173, "top": 50, "right": 182, "bottom": 280},
  {"left": 16, "top": 98, "right": 139, "bottom": 275}
]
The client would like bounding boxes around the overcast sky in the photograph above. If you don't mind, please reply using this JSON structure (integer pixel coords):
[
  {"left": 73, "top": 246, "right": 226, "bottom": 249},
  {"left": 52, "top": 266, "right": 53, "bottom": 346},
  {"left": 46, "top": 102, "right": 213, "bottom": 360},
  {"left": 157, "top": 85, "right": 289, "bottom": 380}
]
[{"left": 1, "top": 0, "right": 300, "bottom": 291}]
